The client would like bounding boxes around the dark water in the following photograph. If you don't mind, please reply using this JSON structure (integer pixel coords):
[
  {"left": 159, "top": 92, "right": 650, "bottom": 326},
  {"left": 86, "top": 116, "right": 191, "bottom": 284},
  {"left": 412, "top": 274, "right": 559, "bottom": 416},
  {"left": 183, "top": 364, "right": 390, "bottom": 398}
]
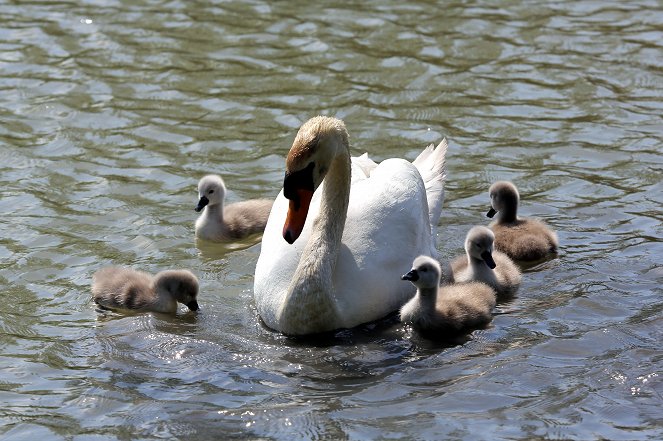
[{"left": 1, "top": 0, "right": 662, "bottom": 439}]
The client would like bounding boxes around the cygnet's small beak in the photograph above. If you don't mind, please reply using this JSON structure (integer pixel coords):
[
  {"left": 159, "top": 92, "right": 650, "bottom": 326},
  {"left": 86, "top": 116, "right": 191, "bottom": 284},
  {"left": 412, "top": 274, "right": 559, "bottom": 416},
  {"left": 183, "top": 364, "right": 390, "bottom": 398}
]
[
  {"left": 186, "top": 300, "right": 199, "bottom": 311},
  {"left": 401, "top": 269, "right": 419, "bottom": 282},
  {"left": 195, "top": 196, "right": 209, "bottom": 212},
  {"left": 480, "top": 251, "right": 497, "bottom": 269},
  {"left": 486, "top": 207, "right": 497, "bottom": 218}
]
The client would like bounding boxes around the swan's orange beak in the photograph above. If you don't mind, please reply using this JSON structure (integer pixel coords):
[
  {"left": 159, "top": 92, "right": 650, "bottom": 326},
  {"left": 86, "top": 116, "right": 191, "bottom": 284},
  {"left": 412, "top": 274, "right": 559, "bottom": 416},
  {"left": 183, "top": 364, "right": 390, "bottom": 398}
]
[{"left": 283, "top": 189, "right": 313, "bottom": 244}]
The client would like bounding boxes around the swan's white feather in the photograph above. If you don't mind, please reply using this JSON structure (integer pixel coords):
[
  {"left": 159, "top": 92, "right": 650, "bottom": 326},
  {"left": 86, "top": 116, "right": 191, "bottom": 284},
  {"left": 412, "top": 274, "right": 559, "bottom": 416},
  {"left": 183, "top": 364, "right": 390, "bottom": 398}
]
[{"left": 412, "top": 139, "right": 447, "bottom": 233}]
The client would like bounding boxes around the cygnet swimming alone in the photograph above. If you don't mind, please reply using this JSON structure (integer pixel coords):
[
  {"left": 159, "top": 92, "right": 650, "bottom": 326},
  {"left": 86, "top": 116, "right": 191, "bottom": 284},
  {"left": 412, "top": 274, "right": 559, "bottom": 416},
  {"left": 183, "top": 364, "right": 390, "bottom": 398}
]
[
  {"left": 452, "top": 226, "right": 522, "bottom": 299},
  {"left": 487, "top": 180, "right": 558, "bottom": 261},
  {"left": 195, "top": 174, "right": 273, "bottom": 242},
  {"left": 92, "top": 267, "right": 199, "bottom": 313},
  {"left": 400, "top": 255, "right": 496, "bottom": 338}
]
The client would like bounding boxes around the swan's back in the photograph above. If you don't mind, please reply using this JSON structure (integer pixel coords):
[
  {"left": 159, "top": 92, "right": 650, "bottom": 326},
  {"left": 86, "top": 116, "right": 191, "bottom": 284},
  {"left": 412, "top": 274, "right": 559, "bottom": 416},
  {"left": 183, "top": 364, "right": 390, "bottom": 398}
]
[{"left": 333, "top": 158, "right": 434, "bottom": 324}]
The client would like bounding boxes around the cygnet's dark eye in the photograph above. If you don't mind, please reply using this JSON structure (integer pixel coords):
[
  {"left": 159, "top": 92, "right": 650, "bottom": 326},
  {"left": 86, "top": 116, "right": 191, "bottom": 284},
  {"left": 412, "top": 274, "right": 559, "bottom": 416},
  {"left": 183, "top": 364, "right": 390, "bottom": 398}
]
[
  {"left": 208, "top": 189, "right": 214, "bottom": 194},
  {"left": 421, "top": 267, "right": 428, "bottom": 272}
]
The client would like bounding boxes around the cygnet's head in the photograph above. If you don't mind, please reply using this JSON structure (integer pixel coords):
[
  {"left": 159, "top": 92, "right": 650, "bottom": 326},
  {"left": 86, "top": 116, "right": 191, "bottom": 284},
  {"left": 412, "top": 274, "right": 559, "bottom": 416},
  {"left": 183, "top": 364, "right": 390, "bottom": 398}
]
[
  {"left": 153, "top": 269, "right": 200, "bottom": 311},
  {"left": 196, "top": 175, "right": 226, "bottom": 212},
  {"left": 465, "top": 226, "right": 497, "bottom": 269},
  {"left": 487, "top": 181, "right": 519, "bottom": 218},
  {"left": 401, "top": 255, "right": 442, "bottom": 291}
]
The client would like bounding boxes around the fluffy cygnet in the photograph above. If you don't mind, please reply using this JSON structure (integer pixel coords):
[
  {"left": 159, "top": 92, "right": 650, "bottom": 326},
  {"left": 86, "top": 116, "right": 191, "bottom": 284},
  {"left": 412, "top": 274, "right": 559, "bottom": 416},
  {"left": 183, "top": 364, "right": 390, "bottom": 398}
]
[
  {"left": 92, "top": 267, "right": 199, "bottom": 313},
  {"left": 400, "top": 255, "right": 496, "bottom": 338},
  {"left": 452, "top": 226, "right": 522, "bottom": 299},
  {"left": 487, "top": 181, "right": 558, "bottom": 261},
  {"left": 195, "top": 174, "right": 273, "bottom": 242}
]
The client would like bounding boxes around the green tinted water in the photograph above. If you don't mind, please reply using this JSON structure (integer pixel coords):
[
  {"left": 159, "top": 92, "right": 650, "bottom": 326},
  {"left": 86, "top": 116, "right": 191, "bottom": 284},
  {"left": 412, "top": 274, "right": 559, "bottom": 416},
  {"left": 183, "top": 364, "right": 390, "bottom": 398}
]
[{"left": 1, "top": 1, "right": 662, "bottom": 439}]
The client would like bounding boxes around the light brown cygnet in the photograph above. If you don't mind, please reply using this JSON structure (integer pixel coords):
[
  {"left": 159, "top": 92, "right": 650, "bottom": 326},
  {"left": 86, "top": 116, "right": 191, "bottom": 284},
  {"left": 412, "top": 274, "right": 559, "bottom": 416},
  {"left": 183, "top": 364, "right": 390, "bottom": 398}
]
[
  {"left": 487, "top": 180, "right": 558, "bottom": 261},
  {"left": 92, "top": 267, "right": 199, "bottom": 313},
  {"left": 400, "top": 255, "right": 496, "bottom": 339},
  {"left": 451, "top": 226, "right": 522, "bottom": 299},
  {"left": 195, "top": 174, "right": 273, "bottom": 242}
]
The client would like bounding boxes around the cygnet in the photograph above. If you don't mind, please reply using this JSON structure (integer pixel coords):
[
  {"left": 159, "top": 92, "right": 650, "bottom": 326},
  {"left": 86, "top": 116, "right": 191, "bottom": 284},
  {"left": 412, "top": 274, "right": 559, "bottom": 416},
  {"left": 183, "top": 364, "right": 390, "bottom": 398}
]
[
  {"left": 487, "top": 180, "right": 558, "bottom": 261},
  {"left": 195, "top": 174, "right": 273, "bottom": 242},
  {"left": 452, "top": 226, "right": 522, "bottom": 299},
  {"left": 400, "top": 255, "right": 496, "bottom": 338},
  {"left": 92, "top": 267, "right": 199, "bottom": 313}
]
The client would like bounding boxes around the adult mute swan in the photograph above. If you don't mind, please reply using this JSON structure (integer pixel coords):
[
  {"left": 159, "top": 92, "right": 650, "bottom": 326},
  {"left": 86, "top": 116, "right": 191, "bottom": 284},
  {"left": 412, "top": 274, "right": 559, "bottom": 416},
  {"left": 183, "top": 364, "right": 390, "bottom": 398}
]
[
  {"left": 92, "top": 267, "right": 199, "bottom": 313},
  {"left": 254, "top": 116, "right": 447, "bottom": 335},
  {"left": 487, "top": 181, "right": 559, "bottom": 261},
  {"left": 195, "top": 174, "right": 273, "bottom": 242}
]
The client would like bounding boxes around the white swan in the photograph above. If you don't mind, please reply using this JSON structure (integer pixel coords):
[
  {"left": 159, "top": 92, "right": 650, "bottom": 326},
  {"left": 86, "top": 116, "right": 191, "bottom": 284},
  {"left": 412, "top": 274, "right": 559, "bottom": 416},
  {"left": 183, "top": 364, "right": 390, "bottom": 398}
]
[{"left": 254, "top": 116, "right": 447, "bottom": 335}]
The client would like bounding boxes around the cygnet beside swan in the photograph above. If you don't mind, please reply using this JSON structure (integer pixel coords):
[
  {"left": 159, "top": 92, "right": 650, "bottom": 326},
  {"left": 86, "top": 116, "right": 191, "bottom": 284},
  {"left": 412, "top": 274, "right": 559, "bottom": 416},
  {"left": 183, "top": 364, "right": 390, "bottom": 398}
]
[
  {"left": 487, "top": 181, "right": 558, "bottom": 261},
  {"left": 254, "top": 116, "right": 448, "bottom": 335},
  {"left": 195, "top": 174, "right": 273, "bottom": 242},
  {"left": 92, "top": 267, "right": 199, "bottom": 313},
  {"left": 452, "top": 226, "right": 521, "bottom": 299},
  {"left": 401, "top": 255, "right": 496, "bottom": 337}
]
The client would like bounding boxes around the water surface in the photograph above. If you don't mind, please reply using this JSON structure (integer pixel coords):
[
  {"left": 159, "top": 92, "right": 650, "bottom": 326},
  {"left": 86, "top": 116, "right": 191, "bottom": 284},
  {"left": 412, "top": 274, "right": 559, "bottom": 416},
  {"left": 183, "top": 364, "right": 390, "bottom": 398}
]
[{"left": 1, "top": 0, "right": 662, "bottom": 439}]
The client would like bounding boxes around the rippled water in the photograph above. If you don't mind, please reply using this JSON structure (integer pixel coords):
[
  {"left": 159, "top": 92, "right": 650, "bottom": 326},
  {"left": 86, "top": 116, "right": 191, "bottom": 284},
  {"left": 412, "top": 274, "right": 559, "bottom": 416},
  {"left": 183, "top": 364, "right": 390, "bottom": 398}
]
[{"left": 1, "top": 0, "right": 662, "bottom": 439}]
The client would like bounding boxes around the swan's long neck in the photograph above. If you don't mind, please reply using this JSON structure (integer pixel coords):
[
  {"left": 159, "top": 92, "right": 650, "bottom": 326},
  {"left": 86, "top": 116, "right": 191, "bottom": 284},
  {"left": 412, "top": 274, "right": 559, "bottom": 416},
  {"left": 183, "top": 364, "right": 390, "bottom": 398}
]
[{"left": 278, "top": 151, "right": 351, "bottom": 334}]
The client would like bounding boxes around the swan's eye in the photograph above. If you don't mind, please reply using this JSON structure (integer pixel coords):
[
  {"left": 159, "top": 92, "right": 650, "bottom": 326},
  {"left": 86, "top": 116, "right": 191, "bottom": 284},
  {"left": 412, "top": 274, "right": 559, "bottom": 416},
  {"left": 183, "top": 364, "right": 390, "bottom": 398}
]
[
  {"left": 208, "top": 190, "right": 214, "bottom": 194},
  {"left": 421, "top": 267, "right": 428, "bottom": 272}
]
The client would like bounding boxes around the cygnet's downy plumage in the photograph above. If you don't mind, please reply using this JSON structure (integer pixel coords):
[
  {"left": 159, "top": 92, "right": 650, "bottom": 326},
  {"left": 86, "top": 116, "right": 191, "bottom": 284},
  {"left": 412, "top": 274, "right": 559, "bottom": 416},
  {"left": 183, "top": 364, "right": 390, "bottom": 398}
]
[
  {"left": 452, "top": 226, "right": 521, "bottom": 299},
  {"left": 92, "top": 267, "right": 199, "bottom": 313},
  {"left": 400, "top": 255, "right": 496, "bottom": 338},
  {"left": 195, "top": 174, "right": 273, "bottom": 242},
  {"left": 487, "top": 181, "right": 558, "bottom": 261}
]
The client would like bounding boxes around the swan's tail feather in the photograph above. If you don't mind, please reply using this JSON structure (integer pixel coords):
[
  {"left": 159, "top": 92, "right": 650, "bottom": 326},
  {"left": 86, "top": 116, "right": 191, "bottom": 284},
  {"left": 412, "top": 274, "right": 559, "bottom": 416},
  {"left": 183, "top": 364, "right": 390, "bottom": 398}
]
[
  {"left": 351, "top": 152, "right": 378, "bottom": 179},
  {"left": 412, "top": 138, "right": 447, "bottom": 233}
]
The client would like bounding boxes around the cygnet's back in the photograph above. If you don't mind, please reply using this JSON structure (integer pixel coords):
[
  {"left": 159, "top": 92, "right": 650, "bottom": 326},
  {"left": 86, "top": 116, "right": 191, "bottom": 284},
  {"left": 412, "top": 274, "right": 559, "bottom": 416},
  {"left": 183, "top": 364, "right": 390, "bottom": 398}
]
[
  {"left": 452, "top": 226, "right": 521, "bottom": 299},
  {"left": 400, "top": 255, "right": 496, "bottom": 338},
  {"left": 195, "top": 174, "right": 273, "bottom": 242},
  {"left": 435, "top": 282, "right": 497, "bottom": 333},
  {"left": 487, "top": 181, "right": 558, "bottom": 261},
  {"left": 92, "top": 267, "right": 199, "bottom": 314}
]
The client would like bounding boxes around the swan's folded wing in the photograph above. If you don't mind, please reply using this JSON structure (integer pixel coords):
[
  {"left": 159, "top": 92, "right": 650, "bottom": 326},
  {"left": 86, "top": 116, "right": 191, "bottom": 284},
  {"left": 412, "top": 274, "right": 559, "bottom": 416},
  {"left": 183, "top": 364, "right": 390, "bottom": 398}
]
[{"left": 334, "top": 158, "right": 436, "bottom": 325}]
